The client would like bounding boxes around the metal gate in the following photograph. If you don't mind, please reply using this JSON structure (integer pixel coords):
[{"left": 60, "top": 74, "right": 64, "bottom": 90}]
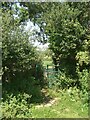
[{"left": 44, "top": 65, "right": 59, "bottom": 88}]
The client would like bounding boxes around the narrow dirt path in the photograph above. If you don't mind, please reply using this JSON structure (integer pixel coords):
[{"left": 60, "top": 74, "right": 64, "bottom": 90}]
[{"left": 35, "top": 97, "right": 59, "bottom": 108}]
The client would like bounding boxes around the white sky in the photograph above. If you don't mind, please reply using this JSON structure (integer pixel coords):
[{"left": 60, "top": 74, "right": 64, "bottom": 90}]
[
  {"left": 25, "top": 20, "right": 49, "bottom": 51},
  {"left": 14, "top": 3, "right": 49, "bottom": 51}
]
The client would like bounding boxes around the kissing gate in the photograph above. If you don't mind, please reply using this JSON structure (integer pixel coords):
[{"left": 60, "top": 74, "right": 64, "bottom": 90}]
[{"left": 44, "top": 65, "right": 59, "bottom": 88}]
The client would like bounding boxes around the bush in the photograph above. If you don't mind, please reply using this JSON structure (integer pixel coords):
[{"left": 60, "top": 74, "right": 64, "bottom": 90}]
[
  {"left": 2, "top": 76, "right": 44, "bottom": 118},
  {"left": 2, "top": 77, "right": 43, "bottom": 102},
  {"left": 2, "top": 26, "right": 44, "bottom": 82},
  {"left": 47, "top": 69, "right": 89, "bottom": 104},
  {"left": 77, "top": 69, "right": 89, "bottom": 103},
  {"left": 2, "top": 11, "right": 44, "bottom": 85},
  {"left": 47, "top": 71, "right": 77, "bottom": 90},
  {"left": 1, "top": 93, "right": 31, "bottom": 118},
  {"left": 2, "top": 11, "right": 45, "bottom": 118},
  {"left": 77, "top": 69, "right": 89, "bottom": 91}
]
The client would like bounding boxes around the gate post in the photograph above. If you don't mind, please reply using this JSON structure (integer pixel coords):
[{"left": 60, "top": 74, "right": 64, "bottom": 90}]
[{"left": 47, "top": 65, "right": 49, "bottom": 77}]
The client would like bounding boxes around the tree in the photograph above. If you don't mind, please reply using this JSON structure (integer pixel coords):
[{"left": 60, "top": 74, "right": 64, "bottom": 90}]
[
  {"left": 38, "top": 2, "right": 90, "bottom": 76},
  {"left": 2, "top": 7, "right": 43, "bottom": 83},
  {"left": 2, "top": 2, "right": 90, "bottom": 77}
]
